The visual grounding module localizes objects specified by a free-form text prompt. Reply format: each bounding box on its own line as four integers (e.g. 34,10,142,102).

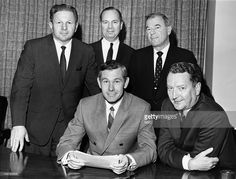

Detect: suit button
119,143,123,146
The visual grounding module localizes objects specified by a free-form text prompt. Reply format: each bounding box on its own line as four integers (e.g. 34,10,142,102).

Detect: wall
206,0,236,127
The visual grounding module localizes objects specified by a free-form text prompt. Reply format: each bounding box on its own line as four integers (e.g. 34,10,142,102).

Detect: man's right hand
188,148,219,171
10,126,29,152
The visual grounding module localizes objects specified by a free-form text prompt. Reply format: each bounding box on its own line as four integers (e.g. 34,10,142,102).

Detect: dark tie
108,106,114,131
106,43,113,62
60,46,66,84
154,51,163,90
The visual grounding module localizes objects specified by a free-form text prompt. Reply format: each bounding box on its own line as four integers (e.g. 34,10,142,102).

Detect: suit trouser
24,112,67,156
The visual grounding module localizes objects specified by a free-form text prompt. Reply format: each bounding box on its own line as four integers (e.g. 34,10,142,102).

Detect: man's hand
110,154,128,174
188,148,219,171
67,151,85,170
10,126,29,152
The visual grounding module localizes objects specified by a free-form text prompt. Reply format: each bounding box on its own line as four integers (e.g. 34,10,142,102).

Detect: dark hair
50,4,78,23
169,62,203,85
99,6,123,22
145,12,170,26
98,61,127,80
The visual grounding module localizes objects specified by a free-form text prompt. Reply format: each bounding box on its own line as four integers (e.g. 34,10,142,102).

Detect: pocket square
76,66,82,71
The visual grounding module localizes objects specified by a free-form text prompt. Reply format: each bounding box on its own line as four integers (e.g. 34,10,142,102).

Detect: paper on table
68,151,120,169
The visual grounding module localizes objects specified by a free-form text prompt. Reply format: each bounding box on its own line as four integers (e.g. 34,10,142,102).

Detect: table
0,146,235,179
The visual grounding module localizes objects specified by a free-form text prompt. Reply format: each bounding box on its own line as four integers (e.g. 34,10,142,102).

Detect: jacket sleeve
10,41,35,126
56,100,86,161
128,104,157,168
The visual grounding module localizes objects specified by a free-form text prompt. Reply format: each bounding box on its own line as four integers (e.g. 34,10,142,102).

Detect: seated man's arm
56,100,86,162
127,104,157,170
158,111,229,170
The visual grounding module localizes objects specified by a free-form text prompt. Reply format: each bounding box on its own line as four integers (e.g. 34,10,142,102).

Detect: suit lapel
46,35,64,89
94,94,109,143
116,43,124,63
96,40,105,65
63,39,82,88
102,93,130,153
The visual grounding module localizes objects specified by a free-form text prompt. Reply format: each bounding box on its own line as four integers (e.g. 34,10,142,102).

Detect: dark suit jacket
90,39,134,69
56,92,157,169
10,34,100,145
128,45,197,111
158,93,236,169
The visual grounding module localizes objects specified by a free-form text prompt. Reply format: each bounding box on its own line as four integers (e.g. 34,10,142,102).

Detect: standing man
128,13,198,111
57,61,157,174
10,4,100,156
158,62,236,170
90,6,134,68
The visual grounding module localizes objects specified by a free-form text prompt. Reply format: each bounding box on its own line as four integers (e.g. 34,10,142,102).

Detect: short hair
168,62,203,85
99,6,123,22
50,4,78,23
98,61,127,80
145,12,170,26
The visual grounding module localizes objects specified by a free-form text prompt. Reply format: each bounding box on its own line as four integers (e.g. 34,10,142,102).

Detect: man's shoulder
169,45,195,56
136,45,152,53
72,38,93,50
80,93,102,104
90,39,101,47
197,94,225,111
119,42,135,52
25,34,52,45
126,92,150,108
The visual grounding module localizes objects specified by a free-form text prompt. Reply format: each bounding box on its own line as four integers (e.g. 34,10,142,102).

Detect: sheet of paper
68,151,120,169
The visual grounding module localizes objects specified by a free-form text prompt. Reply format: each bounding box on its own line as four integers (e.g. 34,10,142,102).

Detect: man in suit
56,61,157,174
10,4,100,156
128,12,198,111
90,7,134,69
158,62,236,170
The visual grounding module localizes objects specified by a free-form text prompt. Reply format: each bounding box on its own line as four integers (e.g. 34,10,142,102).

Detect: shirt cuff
126,154,137,171
182,154,191,170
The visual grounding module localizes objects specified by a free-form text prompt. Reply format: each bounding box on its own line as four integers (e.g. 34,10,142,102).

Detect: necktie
106,43,113,62
108,106,114,131
154,51,163,90
60,46,66,84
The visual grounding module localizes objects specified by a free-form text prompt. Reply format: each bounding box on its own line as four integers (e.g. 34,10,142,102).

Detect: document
68,151,120,169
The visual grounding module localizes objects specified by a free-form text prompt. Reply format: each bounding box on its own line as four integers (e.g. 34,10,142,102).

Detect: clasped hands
66,151,129,174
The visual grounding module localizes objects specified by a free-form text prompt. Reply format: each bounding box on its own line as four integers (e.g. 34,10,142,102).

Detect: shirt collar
102,38,119,46
53,38,72,51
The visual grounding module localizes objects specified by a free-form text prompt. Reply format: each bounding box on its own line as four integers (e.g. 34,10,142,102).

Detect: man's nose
108,83,114,91
62,23,67,30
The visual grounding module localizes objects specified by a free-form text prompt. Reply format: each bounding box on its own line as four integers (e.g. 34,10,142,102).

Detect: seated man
158,62,236,171
56,61,157,174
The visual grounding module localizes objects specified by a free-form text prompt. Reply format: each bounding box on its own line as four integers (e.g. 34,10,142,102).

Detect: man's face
97,68,129,104
49,10,78,45
146,16,171,49
167,72,200,112
101,9,123,42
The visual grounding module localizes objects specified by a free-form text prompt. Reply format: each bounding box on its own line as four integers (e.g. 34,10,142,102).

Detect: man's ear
124,77,129,89
195,82,201,96
48,22,53,31
97,77,101,89
167,25,172,36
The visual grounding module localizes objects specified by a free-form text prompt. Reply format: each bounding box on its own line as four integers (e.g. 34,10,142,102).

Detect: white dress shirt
101,38,120,62
153,43,170,73
53,38,72,70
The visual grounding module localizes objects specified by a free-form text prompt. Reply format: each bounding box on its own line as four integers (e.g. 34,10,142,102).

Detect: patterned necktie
60,46,66,84
106,43,113,62
108,106,114,131
154,51,163,90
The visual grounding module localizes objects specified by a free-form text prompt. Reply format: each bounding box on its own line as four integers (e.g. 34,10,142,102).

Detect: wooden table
0,146,235,179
